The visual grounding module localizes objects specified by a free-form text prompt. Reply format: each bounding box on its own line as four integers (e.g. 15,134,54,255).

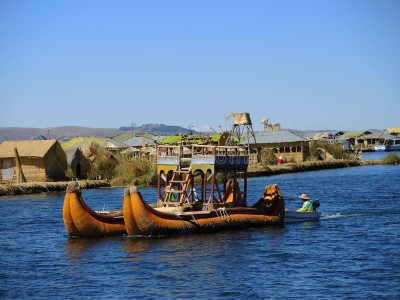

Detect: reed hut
64,147,91,179
0,140,67,182
82,141,115,168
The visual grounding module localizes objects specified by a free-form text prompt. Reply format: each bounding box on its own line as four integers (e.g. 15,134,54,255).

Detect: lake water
1,165,399,299
362,150,400,161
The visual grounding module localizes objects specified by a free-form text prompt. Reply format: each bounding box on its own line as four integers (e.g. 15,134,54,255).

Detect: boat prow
284,210,321,223
63,182,126,238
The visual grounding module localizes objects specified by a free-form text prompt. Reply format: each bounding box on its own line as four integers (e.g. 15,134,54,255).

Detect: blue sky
1,0,399,132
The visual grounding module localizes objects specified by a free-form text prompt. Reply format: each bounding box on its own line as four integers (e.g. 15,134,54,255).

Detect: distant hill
119,123,198,135
0,126,125,142
0,124,198,142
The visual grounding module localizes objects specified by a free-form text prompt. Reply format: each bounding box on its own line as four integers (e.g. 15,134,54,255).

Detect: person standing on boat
165,186,176,202
297,193,314,212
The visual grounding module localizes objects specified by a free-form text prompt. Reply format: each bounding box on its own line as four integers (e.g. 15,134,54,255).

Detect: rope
214,207,231,220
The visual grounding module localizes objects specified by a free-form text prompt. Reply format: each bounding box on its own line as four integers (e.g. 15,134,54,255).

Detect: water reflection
64,236,125,262
123,238,153,260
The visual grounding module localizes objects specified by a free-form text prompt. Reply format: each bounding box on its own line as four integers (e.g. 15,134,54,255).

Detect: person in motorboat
297,193,314,212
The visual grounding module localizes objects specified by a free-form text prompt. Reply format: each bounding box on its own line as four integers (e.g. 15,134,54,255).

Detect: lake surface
1,165,399,299
362,150,400,160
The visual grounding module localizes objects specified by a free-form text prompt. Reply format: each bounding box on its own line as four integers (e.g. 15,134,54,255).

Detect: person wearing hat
297,193,314,212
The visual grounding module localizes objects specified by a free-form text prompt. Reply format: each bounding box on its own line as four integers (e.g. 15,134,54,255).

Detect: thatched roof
0,140,61,158
61,137,106,149
341,131,371,138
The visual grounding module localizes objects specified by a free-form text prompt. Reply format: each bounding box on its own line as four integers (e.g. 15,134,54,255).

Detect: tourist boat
384,137,400,151
63,181,126,237
284,210,321,223
122,145,285,236
63,144,286,237
374,145,385,152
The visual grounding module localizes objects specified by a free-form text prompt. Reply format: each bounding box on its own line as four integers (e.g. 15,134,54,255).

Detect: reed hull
123,187,284,236
63,186,126,238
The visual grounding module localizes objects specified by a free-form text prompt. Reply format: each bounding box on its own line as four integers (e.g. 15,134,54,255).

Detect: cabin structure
124,136,155,149
102,139,129,153
155,144,249,210
356,131,393,151
241,130,310,163
0,140,67,183
339,131,371,146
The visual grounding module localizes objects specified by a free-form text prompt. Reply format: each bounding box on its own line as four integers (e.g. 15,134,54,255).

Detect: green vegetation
382,153,400,165
309,141,350,161
86,153,155,186
111,155,156,186
260,149,278,165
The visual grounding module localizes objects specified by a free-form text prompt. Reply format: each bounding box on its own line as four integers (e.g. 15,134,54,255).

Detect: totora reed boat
63,144,286,238
123,183,284,236
63,182,126,237
123,144,285,236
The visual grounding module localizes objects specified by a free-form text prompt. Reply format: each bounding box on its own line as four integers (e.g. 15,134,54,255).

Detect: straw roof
61,137,106,149
341,131,371,138
0,140,61,158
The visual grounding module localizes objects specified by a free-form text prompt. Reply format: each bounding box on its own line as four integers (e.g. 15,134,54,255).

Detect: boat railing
156,144,249,166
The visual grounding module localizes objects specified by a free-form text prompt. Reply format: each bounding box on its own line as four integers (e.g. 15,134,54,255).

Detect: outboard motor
312,200,320,211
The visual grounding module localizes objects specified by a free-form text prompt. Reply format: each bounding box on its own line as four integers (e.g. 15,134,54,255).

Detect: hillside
119,123,197,135
0,124,196,142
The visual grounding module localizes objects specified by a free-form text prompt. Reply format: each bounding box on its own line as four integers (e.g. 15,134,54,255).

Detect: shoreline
0,160,382,196
0,180,109,197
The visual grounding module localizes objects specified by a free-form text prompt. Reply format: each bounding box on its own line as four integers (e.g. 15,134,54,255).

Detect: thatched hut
82,141,115,167
0,140,67,182
64,147,91,179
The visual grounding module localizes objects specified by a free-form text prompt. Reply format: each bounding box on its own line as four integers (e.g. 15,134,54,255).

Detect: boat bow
63,182,126,237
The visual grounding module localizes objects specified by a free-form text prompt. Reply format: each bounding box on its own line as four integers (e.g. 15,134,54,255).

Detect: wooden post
14,148,26,183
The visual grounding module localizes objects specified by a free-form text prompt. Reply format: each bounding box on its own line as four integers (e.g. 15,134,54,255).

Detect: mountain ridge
0,124,196,142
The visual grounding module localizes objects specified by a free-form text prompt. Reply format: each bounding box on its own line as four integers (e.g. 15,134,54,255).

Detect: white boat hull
374,146,385,152
284,210,321,223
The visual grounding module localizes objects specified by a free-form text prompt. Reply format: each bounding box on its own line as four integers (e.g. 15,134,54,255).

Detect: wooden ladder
165,167,191,205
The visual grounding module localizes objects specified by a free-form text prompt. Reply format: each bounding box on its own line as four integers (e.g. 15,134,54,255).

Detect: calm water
362,150,400,161
1,165,399,299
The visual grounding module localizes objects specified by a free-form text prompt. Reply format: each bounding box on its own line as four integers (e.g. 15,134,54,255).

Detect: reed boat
63,181,126,237
123,183,284,236
122,144,285,236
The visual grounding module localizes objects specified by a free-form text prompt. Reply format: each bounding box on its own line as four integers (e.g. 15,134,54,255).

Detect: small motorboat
284,210,321,223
